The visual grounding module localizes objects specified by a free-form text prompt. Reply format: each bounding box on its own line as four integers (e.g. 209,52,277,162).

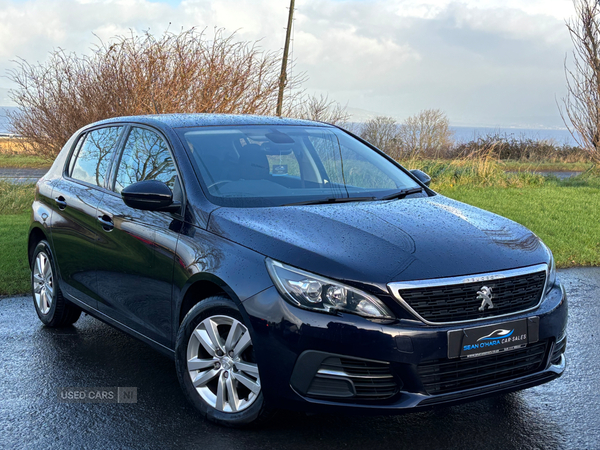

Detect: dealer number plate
448,318,530,359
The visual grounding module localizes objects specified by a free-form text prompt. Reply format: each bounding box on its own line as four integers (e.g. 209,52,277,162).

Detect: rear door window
69,126,124,187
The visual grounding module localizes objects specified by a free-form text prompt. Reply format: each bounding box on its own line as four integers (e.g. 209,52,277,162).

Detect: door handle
55,196,67,210
97,214,114,231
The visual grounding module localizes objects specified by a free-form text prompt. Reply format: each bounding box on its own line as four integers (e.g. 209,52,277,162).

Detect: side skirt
64,290,176,359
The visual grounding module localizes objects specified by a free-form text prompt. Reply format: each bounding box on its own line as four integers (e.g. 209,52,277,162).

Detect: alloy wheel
33,251,54,315
186,315,261,413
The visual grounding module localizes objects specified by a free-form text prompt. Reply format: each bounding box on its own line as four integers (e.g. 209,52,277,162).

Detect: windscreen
176,125,421,207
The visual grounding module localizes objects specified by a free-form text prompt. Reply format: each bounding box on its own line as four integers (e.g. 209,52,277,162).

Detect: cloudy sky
0,0,578,128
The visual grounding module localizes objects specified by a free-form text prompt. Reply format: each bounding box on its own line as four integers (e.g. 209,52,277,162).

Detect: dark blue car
29,114,567,426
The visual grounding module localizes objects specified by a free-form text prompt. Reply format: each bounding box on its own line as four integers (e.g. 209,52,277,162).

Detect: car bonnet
207,195,548,290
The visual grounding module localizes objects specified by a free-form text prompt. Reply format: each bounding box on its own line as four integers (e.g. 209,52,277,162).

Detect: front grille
418,341,548,395
396,270,546,323
307,356,399,400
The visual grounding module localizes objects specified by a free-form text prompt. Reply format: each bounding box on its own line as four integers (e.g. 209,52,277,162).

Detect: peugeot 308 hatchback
29,114,567,426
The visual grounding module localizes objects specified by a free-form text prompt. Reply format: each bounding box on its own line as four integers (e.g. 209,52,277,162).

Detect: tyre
175,296,270,427
31,240,82,327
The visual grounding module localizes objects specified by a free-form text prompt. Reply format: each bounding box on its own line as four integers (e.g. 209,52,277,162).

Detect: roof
91,113,332,129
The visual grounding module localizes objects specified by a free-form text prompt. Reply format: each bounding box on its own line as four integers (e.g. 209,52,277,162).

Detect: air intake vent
418,341,548,395
306,356,399,400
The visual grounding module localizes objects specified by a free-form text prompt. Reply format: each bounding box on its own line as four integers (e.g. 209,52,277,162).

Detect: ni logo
477,286,494,312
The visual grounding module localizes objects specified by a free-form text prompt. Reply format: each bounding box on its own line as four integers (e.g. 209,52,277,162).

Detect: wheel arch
177,274,243,326
28,226,48,267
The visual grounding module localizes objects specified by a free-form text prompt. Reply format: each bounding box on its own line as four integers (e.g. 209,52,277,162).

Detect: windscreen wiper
283,196,376,207
378,187,424,201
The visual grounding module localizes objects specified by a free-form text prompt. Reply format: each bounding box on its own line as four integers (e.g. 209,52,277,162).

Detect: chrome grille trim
387,264,549,325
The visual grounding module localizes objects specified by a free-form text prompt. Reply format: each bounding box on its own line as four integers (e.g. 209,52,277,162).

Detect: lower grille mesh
307,357,399,400
418,341,548,395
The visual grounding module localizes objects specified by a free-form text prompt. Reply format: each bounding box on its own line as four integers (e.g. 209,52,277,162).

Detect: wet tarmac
0,267,599,450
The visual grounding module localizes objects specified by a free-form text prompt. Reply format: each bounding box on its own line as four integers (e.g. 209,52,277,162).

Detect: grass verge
0,181,36,215
403,158,548,190
0,182,35,296
0,213,31,296
0,154,51,169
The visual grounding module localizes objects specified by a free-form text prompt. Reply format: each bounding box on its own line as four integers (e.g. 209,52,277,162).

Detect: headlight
265,258,394,319
545,245,557,294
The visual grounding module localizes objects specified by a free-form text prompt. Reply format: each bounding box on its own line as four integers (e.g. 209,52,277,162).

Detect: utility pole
276,0,295,117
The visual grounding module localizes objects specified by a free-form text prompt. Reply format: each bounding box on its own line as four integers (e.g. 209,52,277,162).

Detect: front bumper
241,281,567,414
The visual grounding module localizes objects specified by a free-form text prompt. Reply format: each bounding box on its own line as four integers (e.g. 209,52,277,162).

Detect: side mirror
121,180,180,212
410,169,431,187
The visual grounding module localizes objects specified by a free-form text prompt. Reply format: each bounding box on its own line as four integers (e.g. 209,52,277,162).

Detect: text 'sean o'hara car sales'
29,114,567,426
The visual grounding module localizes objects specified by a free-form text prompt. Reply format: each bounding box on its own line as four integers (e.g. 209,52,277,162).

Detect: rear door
50,126,124,308
95,126,183,347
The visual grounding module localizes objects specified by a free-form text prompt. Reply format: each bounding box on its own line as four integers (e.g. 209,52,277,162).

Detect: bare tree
561,0,600,165
398,109,454,158
7,28,305,159
289,94,349,125
359,116,402,159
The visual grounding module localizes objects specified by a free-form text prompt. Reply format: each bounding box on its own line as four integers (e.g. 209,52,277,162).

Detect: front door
95,126,182,347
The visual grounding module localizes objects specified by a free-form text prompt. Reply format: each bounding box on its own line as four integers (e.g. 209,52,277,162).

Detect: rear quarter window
69,126,124,187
